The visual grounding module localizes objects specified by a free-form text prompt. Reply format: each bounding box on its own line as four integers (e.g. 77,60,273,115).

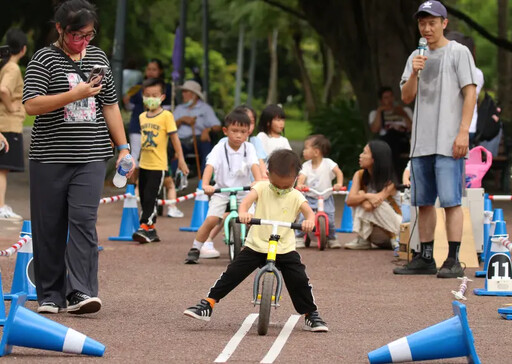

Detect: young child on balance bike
184,149,329,332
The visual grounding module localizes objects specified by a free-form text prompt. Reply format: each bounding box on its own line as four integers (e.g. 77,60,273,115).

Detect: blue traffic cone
368,301,480,363
180,180,209,232
498,306,512,320
474,221,512,296
0,294,104,357
336,180,353,233
476,208,503,278
109,184,139,241
0,271,5,325
4,221,36,301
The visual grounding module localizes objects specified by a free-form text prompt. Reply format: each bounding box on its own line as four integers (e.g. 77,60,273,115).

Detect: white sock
192,240,204,250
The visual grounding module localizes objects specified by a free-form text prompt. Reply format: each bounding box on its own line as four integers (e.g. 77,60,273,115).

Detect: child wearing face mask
132,78,189,244
184,149,329,332
256,104,292,156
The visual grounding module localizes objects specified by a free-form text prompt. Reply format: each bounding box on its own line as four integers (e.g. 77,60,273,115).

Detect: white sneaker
167,205,184,218
344,237,371,250
328,239,342,249
199,241,220,259
295,237,306,249
0,205,22,221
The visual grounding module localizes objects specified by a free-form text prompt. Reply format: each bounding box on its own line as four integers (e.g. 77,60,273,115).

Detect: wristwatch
117,143,131,152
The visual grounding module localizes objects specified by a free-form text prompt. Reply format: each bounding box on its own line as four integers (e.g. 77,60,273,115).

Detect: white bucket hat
177,80,204,101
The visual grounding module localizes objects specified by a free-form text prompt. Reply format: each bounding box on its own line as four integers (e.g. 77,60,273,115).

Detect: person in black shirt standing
22,0,133,314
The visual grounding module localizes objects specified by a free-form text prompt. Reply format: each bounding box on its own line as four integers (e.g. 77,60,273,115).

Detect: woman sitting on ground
344,140,402,250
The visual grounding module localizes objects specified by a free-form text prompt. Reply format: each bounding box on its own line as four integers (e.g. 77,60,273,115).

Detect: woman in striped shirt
23,0,133,315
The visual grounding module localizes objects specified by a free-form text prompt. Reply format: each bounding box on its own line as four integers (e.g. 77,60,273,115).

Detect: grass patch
23,115,36,127
285,118,311,141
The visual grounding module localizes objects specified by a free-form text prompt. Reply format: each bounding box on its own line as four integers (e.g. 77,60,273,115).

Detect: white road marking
214,313,259,363
260,315,300,364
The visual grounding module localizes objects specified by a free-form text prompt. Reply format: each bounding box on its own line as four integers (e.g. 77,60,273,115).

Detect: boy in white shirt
296,135,344,248
184,109,262,263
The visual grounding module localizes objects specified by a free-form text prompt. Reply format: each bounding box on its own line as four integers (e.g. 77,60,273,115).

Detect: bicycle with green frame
212,186,251,261
236,217,313,335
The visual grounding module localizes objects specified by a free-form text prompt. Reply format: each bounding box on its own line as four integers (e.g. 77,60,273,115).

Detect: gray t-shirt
400,41,477,157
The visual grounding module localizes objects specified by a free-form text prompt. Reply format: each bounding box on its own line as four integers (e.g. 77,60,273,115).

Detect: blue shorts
410,155,463,208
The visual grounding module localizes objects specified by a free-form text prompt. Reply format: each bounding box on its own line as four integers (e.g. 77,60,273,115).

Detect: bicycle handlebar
213,186,251,193
236,217,306,231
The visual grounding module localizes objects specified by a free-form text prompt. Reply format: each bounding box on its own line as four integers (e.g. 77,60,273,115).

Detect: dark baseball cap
414,1,448,19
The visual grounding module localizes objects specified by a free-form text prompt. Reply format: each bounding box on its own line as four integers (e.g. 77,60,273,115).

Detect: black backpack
475,92,501,142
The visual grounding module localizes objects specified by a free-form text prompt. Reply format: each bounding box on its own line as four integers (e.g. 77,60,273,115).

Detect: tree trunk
235,24,245,106
247,39,257,106
321,45,335,105
266,28,279,105
291,29,316,116
298,0,420,123
497,0,511,121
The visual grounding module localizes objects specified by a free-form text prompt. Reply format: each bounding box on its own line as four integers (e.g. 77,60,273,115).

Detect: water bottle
0,141,6,156
113,154,133,188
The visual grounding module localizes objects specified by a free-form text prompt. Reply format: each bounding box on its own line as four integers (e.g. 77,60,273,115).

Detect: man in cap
172,80,221,174
394,0,477,278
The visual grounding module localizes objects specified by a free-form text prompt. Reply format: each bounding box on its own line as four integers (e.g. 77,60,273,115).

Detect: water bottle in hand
113,154,134,188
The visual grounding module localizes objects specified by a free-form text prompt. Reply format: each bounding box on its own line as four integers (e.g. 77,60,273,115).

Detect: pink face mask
64,33,90,54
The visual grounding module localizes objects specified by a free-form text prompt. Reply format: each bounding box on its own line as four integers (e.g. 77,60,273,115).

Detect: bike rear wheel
318,216,328,251
258,272,275,335
228,219,242,262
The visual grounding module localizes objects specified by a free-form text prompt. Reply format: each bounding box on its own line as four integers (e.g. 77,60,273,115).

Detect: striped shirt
22,45,117,163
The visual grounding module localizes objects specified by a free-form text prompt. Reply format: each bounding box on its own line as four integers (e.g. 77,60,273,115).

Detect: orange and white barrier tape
492,236,512,253
0,236,31,257
99,193,135,204
157,190,205,206
488,195,512,201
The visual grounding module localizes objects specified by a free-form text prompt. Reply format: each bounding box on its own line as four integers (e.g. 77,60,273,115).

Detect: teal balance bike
213,186,251,261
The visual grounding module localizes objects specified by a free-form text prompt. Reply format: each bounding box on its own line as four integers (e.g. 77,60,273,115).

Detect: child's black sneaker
67,291,102,314
147,229,160,242
184,248,200,264
393,254,437,275
184,299,213,321
303,311,328,332
437,258,465,278
132,228,152,244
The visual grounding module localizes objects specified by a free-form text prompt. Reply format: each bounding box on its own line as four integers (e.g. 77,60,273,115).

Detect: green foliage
284,119,311,141
309,100,368,179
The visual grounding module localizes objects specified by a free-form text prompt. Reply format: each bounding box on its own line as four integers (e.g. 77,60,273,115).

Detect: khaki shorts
206,194,245,218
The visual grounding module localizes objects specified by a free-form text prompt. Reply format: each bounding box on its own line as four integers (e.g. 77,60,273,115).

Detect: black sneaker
67,291,102,314
132,228,152,244
147,229,161,242
184,248,200,264
183,299,213,321
393,254,437,275
303,311,328,332
37,302,66,314
437,258,465,278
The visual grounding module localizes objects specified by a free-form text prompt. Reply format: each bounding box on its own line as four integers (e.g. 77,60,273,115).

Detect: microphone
417,37,428,78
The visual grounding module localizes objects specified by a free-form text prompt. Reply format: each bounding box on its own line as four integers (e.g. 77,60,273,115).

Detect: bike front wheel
258,272,275,335
318,216,328,251
228,219,242,262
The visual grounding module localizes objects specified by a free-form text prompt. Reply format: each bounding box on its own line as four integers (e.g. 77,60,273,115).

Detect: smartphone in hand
87,65,108,87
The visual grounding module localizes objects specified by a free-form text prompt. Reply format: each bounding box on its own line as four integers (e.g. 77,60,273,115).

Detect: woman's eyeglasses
68,30,96,42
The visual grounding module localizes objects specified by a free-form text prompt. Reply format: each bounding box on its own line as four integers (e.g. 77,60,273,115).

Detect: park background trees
2,0,512,174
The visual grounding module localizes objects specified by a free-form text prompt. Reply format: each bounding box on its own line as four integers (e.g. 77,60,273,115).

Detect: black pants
207,247,318,314
30,160,106,306
139,168,165,226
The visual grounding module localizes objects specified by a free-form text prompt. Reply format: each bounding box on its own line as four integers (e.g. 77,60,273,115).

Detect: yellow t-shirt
0,62,25,133
139,110,177,170
244,181,307,254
